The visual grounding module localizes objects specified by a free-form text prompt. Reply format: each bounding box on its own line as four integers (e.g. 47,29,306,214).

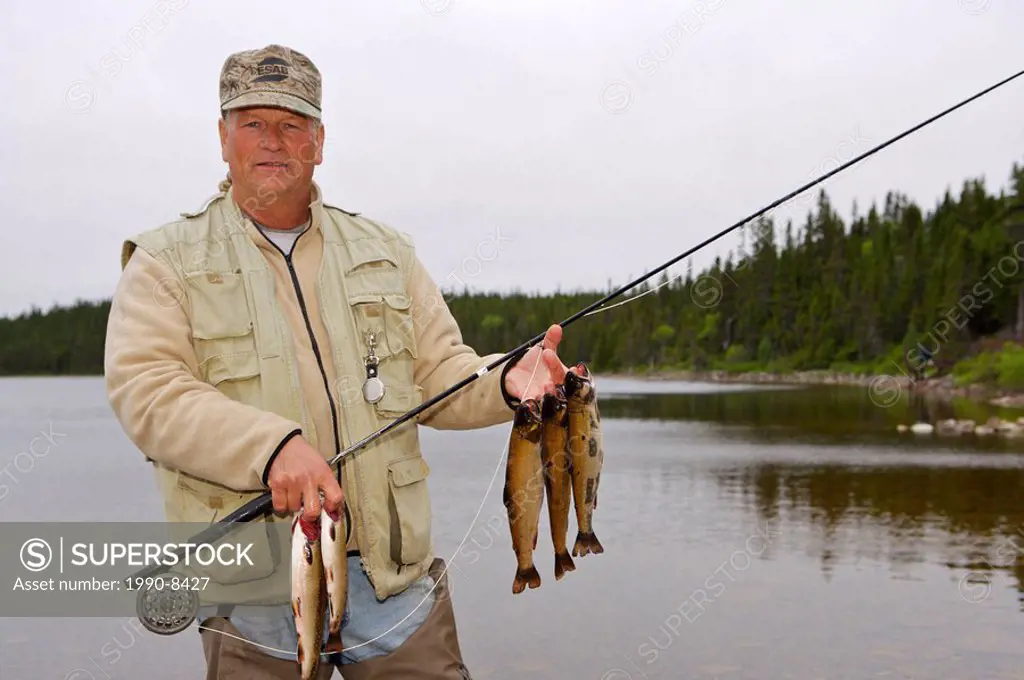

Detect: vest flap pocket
374,382,423,419
171,472,281,586
388,455,430,487
387,455,432,565
199,350,260,386
344,268,407,301
382,293,411,310
349,293,418,359
348,292,411,309
185,270,254,340
344,238,401,273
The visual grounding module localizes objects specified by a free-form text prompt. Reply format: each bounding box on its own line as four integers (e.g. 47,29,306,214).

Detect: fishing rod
126,66,1024,586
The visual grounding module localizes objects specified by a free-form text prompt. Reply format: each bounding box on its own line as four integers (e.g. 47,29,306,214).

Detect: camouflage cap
219,44,322,120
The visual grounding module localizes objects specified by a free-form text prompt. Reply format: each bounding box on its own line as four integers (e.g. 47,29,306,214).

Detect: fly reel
135,572,200,636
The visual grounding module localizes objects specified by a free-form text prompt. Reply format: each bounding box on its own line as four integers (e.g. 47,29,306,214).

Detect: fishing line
196,347,549,660
184,58,1024,657
313,66,1024,471
582,273,680,317
581,67,1024,320
126,64,1024,611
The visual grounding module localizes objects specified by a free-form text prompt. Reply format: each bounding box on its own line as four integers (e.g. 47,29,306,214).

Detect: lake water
0,376,1022,679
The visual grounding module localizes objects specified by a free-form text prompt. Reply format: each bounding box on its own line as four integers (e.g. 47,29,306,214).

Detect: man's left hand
503,324,569,404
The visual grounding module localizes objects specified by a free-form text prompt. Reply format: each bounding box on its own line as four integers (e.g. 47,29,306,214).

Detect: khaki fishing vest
121,186,434,605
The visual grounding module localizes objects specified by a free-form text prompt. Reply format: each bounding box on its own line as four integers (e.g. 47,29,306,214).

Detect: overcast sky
2,0,1023,319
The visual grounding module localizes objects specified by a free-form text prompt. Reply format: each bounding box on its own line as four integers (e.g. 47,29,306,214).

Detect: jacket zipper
257,229,343,479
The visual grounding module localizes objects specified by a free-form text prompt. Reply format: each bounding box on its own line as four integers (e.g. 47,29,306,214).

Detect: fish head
541,385,567,422
514,398,544,434
563,363,594,401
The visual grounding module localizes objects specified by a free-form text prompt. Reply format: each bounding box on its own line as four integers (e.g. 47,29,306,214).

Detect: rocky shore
897,416,1024,438
604,369,1024,409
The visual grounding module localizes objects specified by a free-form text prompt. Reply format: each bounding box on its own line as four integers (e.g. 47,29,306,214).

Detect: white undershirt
255,218,310,256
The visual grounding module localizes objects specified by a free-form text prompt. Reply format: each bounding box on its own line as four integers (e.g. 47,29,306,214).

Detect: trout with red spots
291,513,325,679
320,502,347,655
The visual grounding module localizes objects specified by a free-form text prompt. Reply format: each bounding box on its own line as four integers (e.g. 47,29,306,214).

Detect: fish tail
572,531,604,557
554,550,576,580
324,631,344,655
327,608,342,637
513,564,541,594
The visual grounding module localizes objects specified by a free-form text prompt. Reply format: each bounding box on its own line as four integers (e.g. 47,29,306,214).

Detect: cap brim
221,91,320,120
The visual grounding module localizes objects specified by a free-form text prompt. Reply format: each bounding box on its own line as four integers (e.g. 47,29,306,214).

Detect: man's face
218,107,324,201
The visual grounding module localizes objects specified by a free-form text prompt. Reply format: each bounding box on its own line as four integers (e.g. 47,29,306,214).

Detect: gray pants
199,559,472,679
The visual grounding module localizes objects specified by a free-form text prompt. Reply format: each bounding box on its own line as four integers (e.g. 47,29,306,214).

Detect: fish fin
513,565,541,594
554,551,576,580
572,531,604,557
572,532,586,557
502,461,513,512
324,631,344,655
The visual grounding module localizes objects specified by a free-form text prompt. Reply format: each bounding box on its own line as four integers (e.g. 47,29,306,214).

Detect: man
104,43,568,679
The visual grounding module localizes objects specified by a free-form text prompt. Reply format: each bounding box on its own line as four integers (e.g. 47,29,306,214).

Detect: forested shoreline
3,160,1024,387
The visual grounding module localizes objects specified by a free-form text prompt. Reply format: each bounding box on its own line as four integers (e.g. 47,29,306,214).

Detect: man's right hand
266,436,344,521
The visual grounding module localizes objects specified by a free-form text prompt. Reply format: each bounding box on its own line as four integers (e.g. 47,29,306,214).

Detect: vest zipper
256,229,343,476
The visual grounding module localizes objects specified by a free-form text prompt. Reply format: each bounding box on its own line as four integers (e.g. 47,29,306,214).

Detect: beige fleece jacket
104,189,515,551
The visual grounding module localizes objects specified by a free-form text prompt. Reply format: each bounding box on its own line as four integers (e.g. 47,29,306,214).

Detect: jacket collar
225,180,325,246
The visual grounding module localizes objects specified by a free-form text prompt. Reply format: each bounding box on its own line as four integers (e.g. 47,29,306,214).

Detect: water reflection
598,379,1024,450
598,382,1024,610
714,463,1024,603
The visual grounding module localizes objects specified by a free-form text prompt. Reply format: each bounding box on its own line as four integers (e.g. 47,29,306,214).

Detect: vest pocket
186,271,252,338
380,293,417,359
199,351,260,384
183,270,262,403
373,382,424,420
386,455,432,565
197,350,263,408
186,270,259,367
169,472,283,587
348,292,418,360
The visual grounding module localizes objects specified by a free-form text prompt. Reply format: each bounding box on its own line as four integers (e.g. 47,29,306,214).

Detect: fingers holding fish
267,435,343,518
541,323,563,352
302,479,322,522
542,348,568,385
320,473,345,519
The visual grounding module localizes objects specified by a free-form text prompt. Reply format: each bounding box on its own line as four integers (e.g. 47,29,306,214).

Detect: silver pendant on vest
363,330,386,404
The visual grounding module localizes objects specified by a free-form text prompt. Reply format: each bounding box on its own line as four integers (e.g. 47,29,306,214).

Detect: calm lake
0,376,1022,679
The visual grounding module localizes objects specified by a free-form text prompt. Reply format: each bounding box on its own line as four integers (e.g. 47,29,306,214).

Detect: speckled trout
540,385,576,580
321,502,347,655
565,362,605,557
504,397,545,594
291,513,325,679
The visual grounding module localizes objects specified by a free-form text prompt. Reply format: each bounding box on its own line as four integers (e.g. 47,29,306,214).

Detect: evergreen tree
2,159,1024,377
